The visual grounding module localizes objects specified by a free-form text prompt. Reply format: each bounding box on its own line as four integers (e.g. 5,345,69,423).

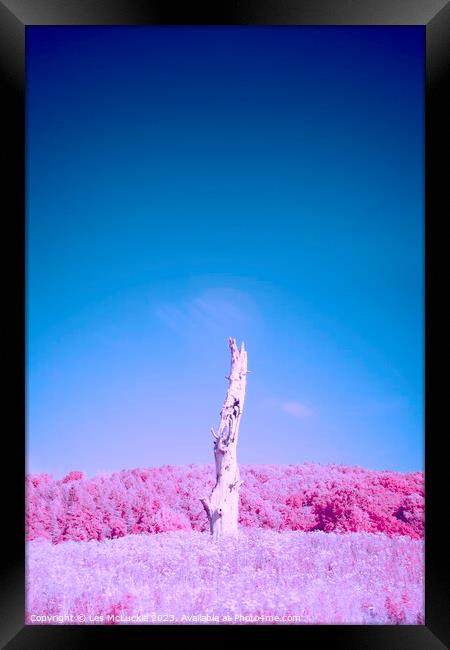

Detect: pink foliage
26,464,424,544
62,470,84,483
26,529,424,625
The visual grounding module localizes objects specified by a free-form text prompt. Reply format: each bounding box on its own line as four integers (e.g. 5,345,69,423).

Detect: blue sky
26,26,424,477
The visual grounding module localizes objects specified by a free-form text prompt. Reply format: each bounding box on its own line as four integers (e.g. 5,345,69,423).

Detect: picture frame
1,1,448,647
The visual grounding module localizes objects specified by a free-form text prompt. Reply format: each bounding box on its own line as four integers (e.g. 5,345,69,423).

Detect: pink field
25,463,424,625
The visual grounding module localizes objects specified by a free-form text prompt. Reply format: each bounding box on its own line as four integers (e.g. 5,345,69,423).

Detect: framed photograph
1,1,448,648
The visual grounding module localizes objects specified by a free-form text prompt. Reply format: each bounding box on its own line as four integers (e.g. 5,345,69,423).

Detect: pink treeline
26,463,424,544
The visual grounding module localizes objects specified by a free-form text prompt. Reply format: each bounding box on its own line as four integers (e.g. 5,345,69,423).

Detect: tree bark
201,337,248,540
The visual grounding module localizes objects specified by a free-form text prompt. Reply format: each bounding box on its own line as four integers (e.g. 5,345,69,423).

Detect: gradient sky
26,26,424,478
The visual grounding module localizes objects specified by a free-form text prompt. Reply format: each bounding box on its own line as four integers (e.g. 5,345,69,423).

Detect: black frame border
1,1,449,648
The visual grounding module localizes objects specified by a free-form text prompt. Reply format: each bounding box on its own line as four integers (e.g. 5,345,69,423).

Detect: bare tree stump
201,337,248,540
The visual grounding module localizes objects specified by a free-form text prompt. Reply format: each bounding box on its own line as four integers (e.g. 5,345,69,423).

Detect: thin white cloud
280,401,313,419
153,288,254,333
154,304,186,331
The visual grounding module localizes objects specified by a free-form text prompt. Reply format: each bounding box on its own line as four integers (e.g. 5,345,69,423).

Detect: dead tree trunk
201,337,248,540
